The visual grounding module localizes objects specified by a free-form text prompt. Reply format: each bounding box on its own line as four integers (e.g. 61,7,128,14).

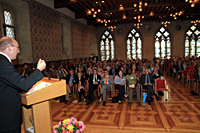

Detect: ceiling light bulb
101,21,103,23
101,1,104,3
139,8,142,11
139,1,142,5
134,17,136,19
93,14,96,17
98,9,101,12
140,23,142,26
87,10,92,15
185,0,188,2
142,16,144,18
189,0,192,3
94,11,97,14
91,8,94,11
191,3,195,7
108,20,111,22
108,27,110,29
144,2,148,6
138,20,141,22
110,12,112,14
134,4,137,7
114,26,116,28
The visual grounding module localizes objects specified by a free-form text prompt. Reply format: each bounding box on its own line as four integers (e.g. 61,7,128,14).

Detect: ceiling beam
75,2,199,19
87,12,200,25
54,0,89,9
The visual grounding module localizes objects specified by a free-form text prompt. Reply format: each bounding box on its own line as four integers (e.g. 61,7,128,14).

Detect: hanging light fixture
144,2,148,6
134,4,137,7
119,4,124,10
98,9,101,12
122,14,127,19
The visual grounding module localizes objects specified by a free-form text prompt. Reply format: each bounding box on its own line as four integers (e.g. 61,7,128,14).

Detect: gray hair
0,37,14,51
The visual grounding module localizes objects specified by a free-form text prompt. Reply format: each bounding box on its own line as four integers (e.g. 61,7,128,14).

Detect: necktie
105,78,107,84
95,75,97,81
147,75,149,84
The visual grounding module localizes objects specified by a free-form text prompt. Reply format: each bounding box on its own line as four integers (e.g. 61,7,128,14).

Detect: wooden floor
22,74,200,133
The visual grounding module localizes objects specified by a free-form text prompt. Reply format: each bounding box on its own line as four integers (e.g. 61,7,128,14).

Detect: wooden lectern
21,77,66,133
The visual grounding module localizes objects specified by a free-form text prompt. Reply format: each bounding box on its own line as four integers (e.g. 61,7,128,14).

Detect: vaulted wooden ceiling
54,0,200,27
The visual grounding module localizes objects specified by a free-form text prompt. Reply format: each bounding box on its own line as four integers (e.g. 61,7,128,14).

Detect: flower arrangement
53,117,86,133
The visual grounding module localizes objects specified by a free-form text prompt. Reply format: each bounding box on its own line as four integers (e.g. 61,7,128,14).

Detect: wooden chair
139,83,148,102
113,84,127,97
182,70,189,84
98,84,114,99
155,79,169,100
187,72,196,91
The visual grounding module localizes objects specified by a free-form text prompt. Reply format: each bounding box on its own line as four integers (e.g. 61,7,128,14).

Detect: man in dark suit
86,68,101,105
65,69,78,103
140,68,159,105
0,37,46,133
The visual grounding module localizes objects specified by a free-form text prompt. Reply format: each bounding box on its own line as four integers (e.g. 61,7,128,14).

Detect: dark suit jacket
0,54,44,132
140,73,155,86
194,71,200,81
66,74,78,85
89,74,101,85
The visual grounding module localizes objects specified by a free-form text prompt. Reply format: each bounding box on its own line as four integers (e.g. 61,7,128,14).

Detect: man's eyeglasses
11,45,20,51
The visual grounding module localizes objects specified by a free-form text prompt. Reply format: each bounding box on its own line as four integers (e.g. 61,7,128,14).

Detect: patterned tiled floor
50,75,200,132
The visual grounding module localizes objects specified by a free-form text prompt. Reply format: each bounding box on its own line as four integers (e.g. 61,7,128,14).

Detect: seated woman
185,61,194,71
114,70,127,104
77,72,86,102
153,67,160,79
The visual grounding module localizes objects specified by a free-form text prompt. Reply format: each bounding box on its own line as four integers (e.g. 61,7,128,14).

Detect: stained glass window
3,11,15,39
155,27,171,59
185,25,200,57
127,28,142,59
100,30,114,61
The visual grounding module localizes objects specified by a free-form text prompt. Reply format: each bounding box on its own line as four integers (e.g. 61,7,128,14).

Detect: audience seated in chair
114,70,127,104
98,69,114,106
65,69,78,104
86,69,101,105
140,68,159,105
126,69,141,106
77,72,86,102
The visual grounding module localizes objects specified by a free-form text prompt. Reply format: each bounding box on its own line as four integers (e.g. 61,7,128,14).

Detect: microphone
27,58,51,80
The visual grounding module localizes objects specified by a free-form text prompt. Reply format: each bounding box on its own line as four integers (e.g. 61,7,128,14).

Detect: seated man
140,68,159,105
194,66,200,86
20,63,31,78
126,69,141,106
98,69,114,106
65,69,78,103
86,69,101,105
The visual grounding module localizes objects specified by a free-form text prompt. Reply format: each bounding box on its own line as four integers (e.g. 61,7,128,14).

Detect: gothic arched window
100,30,114,61
127,29,142,59
185,25,200,57
155,27,171,59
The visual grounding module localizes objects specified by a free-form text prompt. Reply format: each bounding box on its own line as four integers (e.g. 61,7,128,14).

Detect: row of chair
71,77,169,102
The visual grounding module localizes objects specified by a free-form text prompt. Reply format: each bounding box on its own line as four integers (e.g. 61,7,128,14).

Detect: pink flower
70,117,77,124
76,130,80,133
53,129,57,133
59,121,63,125
63,124,67,128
